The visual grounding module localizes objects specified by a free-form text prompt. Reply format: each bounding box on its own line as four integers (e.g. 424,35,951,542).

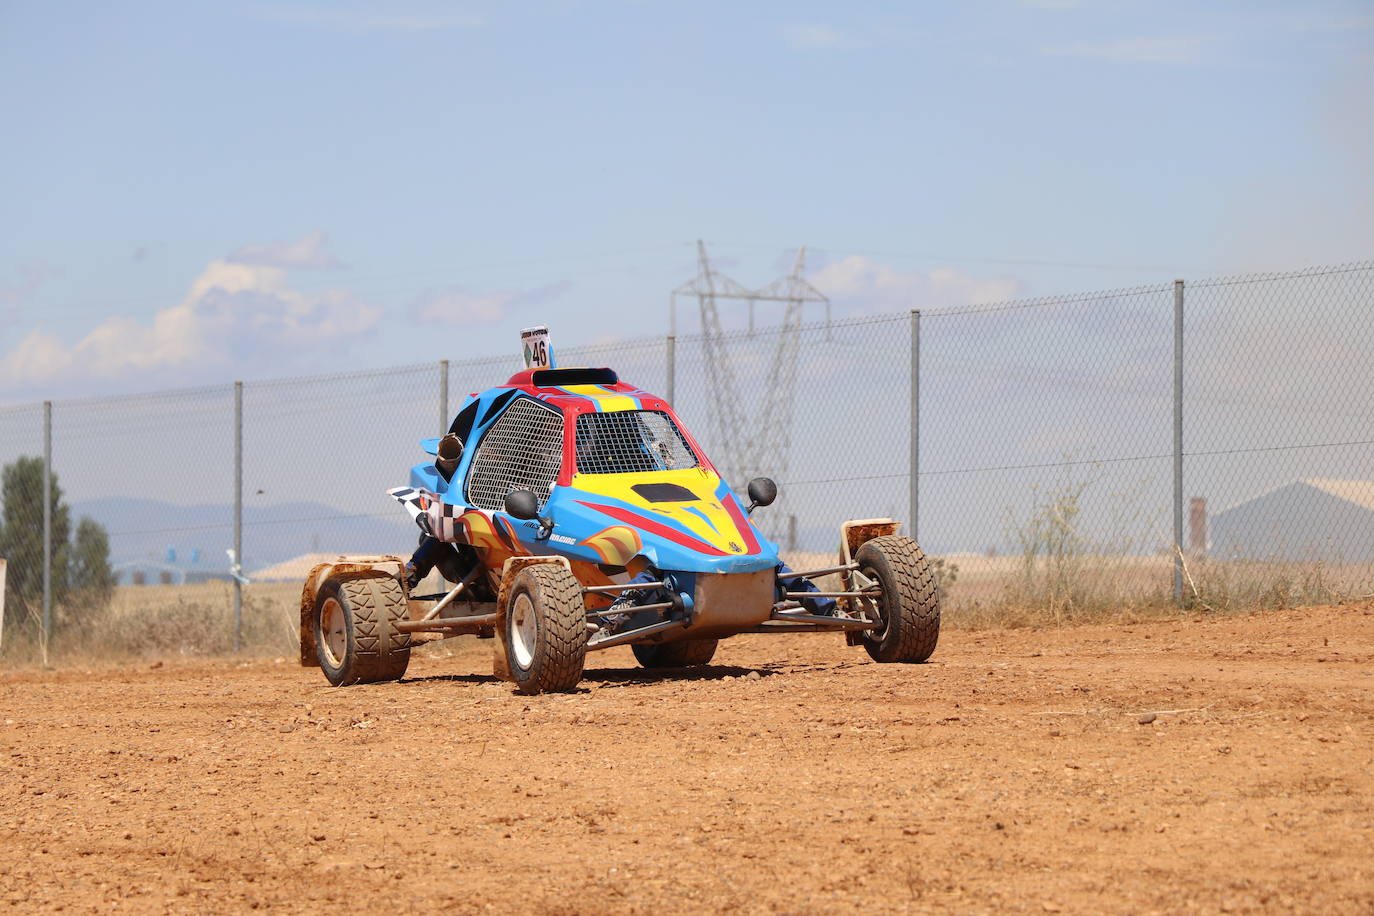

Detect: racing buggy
300,328,940,694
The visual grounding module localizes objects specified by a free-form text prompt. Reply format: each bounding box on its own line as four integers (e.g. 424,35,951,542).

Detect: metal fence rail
1,260,1371,657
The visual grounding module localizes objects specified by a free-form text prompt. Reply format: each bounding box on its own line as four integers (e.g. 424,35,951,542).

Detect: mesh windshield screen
575,410,699,475
465,397,564,511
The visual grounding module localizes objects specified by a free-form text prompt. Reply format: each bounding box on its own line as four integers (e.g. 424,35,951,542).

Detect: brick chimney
1189,497,1207,555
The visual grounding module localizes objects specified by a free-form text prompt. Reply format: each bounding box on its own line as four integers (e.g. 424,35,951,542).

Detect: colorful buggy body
301,347,940,694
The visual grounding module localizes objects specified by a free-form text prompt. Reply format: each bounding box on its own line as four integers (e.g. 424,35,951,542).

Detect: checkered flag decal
427,501,466,542
387,486,431,520
387,487,467,543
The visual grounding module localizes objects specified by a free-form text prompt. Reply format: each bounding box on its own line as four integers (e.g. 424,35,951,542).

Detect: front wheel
314,575,411,686
855,535,940,663
504,564,588,695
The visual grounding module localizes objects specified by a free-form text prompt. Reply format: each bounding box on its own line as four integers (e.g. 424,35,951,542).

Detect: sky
1,0,1372,402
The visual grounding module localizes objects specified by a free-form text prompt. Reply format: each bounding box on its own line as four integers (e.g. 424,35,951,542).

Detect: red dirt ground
2,603,1372,914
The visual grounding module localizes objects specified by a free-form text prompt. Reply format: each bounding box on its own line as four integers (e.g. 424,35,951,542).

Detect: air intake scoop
631,483,700,503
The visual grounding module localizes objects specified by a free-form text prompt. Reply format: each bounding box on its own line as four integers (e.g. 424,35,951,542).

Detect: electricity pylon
671,241,829,536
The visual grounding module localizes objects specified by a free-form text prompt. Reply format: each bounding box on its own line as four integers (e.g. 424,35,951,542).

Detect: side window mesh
465,398,564,511
575,410,699,475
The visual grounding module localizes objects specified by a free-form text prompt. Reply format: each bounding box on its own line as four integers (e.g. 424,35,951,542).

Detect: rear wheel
632,638,719,668
855,535,940,663
504,564,587,695
314,575,411,686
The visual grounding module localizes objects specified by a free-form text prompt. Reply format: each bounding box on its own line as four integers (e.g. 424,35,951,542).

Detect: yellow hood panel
567,468,754,555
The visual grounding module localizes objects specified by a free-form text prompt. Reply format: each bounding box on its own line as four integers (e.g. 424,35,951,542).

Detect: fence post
1173,280,1185,605
233,381,243,651
909,310,920,542
666,335,676,405
42,400,52,659
439,359,449,434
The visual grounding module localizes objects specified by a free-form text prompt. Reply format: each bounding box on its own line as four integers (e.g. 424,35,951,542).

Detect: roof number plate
521,326,554,370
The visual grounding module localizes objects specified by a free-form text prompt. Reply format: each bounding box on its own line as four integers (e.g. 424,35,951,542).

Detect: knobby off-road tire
314,575,411,686
631,639,719,668
505,564,588,695
856,535,940,663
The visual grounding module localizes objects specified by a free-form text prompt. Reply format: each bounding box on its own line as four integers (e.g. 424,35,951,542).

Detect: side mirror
504,489,555,540
746,477,777,515
504,489,540,520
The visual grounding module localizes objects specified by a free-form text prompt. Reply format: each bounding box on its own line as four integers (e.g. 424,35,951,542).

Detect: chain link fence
1182,265,1374,610
2,261,1371,660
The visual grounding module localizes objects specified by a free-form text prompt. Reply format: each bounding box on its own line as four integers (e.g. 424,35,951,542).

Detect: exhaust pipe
435,433,463,481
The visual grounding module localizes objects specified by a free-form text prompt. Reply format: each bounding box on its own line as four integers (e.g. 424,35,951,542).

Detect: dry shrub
942,553,1372,632
0,581,301,665
1185,557,1373,614
5,523,1369,666
78,593,296,658
0,578,492,667
937,469,1172,628
936,465,1372,630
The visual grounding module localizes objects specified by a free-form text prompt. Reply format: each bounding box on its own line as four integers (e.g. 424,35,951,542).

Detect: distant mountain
72,497,417,574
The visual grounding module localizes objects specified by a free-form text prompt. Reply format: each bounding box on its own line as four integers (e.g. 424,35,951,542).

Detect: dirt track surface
2,605,1372,914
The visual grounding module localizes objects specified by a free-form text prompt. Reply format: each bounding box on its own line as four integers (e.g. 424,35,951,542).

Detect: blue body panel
406,390,780,578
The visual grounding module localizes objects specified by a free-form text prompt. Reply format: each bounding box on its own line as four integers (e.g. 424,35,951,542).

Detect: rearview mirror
746,477,777,514
504,489,540,520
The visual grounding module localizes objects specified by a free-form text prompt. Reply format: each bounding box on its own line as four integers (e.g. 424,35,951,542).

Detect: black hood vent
631,483,699,503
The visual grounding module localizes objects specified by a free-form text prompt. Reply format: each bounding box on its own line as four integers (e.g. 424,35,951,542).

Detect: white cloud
254,6,483,32
411,282,569,326
1,258,380,390
413,288,515,325
1043,35,1206,65
808,256,1021,313
227,230,343,270
780,23,867,51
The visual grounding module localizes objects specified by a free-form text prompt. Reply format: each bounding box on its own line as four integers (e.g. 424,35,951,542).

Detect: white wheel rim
510,593,538,669
321,596,347,666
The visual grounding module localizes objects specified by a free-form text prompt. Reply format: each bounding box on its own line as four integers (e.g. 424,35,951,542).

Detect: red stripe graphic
721,493,761,554
576,501,729,557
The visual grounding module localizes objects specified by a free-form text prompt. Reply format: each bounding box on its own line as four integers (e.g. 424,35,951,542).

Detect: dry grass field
3,551,1368,666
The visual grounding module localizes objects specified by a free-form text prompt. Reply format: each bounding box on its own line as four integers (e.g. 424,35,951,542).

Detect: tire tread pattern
509,564,587,695
858,535,940,663
340,575,411,684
